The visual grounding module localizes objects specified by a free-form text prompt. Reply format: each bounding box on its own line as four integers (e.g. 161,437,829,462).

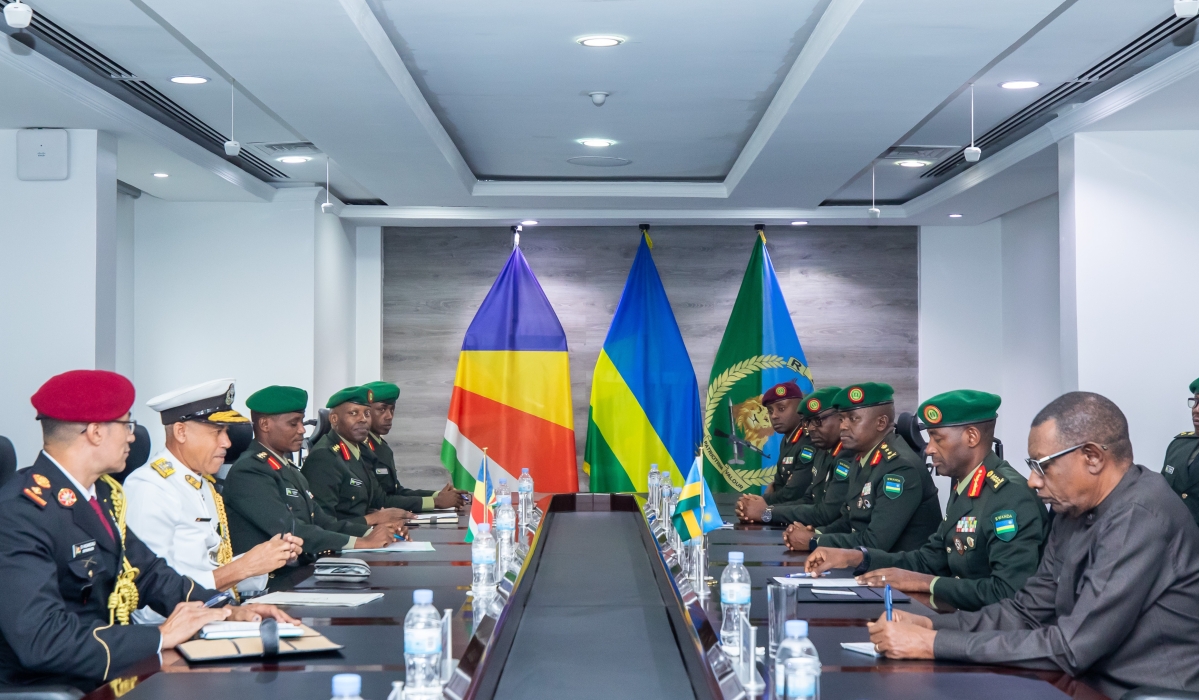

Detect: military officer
361,381,465,512
1162,376,1199,525
784,382,941,553
224,386,405,561
754,386,853,527
805,390,1047,611
124,379,302,618
869,392,1199,699
0,370,294,688
301,386,410,526
736,383,831,522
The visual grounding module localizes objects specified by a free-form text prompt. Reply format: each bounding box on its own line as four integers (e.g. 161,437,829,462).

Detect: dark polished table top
77,492,1107,700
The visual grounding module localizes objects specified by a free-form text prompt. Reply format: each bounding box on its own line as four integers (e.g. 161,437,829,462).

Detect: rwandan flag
702,227,813,493
441,246,578,497
585,228,701,493
672,457,722,542
466,451,497,542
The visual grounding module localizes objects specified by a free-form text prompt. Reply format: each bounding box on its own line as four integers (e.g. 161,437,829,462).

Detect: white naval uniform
124,448,267,623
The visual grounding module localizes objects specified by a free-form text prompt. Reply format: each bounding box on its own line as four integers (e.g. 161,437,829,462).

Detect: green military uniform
225,441,368,559
1163,431,1199,525
764,426,818,505
304,430,390,521
362,432,436,512
772,441,853,526
867,453,1046,611
811,383,941,553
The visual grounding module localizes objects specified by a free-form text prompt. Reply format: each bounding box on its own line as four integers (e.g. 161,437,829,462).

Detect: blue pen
786,571,831,578
884,584,893,621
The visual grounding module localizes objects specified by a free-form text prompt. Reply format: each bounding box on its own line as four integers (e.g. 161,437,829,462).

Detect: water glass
767,581,799,656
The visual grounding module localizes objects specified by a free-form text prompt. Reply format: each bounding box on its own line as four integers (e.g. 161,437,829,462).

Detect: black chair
225,422,253,465
895,412,927,455
305,408,331,451
0,436,17,488
1122,688,1199,700
0,686,83,699
109,423,152,484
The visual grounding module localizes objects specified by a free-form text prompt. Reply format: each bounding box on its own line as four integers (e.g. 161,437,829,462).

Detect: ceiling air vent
882,146,958,161
250,141,321,156
341,198,388,206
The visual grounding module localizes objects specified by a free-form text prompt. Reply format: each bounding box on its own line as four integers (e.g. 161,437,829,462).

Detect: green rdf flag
702,229,813,493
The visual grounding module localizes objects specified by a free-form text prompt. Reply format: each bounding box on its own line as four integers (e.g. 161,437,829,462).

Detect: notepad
343,541,435,553
247,592,384,607
773,577,862,587
841,642,881,657
200,621,305,639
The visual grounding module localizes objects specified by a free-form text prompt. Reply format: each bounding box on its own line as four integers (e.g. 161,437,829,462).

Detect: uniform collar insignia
32,473,51,489
966,464,987,498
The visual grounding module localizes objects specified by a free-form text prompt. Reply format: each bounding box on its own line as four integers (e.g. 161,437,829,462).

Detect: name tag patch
799,447,814,463
376,468,389,475
956,516,977,533
883,474,904,499
72,540,96,558
349,478,364,487
285,487,300,497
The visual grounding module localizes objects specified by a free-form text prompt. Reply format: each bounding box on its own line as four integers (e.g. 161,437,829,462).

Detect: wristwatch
761,507,773,523
852,546,872,576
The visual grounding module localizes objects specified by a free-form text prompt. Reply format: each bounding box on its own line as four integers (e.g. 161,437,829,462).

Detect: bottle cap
728,551,744,564
332,673,361,697
413,589,433,605
673,487,682,495
785,620,808,638
499,478,507,485
477,523,491,533
521,468,529,474
650,463,658,471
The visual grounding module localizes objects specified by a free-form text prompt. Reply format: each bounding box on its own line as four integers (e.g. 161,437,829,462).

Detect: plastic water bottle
517,468,534,529
331,673,363,700
720,551,751,655
647,464,660,512
668,486,683,552
495,480,516,569
404,589,443,696
773,620,820,700
657,470,671,515
471,522,497,601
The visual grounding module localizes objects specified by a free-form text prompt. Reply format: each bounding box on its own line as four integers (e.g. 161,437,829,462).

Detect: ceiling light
579,138,615,148
152,172,169,178
577,36,623,47
791,221,809,226
170,76,209,85
1000,80,1039,90
276,156,312,164
894,160,929,168
521,220,539,226
949,214,963,218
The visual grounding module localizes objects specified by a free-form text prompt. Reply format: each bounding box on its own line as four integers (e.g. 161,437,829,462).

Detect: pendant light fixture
868,166,881,218
224,82,241,157
321,158,334,213
964,84,981,163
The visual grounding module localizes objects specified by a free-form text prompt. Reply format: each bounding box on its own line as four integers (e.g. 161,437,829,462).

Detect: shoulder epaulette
1177,431,1197,439
252,450,268,463
986,470,1006,491
879,442,899,462
22,485,48,508
150,458,175,479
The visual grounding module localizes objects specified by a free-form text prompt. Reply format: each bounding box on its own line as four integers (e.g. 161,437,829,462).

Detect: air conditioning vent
882,146,958,161
341,198,388,206
250,141,321,155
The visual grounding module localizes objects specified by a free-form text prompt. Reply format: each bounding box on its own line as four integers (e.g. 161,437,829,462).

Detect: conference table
79,492,1107,700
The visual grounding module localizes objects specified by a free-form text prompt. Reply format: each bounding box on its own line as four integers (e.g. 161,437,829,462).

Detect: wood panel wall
381,225,917,490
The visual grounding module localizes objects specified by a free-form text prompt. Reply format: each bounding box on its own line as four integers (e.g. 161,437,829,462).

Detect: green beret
326,385,372,409
800,386,841,417
919,390,1000,428
246,385,308,415
1190,377,1199,394
363,381,400,404
832,382,893,410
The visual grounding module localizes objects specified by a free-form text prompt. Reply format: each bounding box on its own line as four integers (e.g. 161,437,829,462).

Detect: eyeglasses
1189,397,1198,409
80,419,138,435
1025,442,1104,476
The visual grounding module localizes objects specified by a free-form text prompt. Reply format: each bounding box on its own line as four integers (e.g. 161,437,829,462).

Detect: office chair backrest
225,422,253,464
110,423,152,485
894,412,928,456
0,436,17,488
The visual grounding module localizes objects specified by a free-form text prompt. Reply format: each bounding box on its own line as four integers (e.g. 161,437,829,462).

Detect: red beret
762,380,804,406
31,370,135,422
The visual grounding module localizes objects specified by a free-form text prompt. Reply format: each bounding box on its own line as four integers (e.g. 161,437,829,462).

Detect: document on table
200,621,305,639
343,540,435,553
841,642,881,657
810,588,858,596
773,577,862,587
408,512,459,525
247,592,384,607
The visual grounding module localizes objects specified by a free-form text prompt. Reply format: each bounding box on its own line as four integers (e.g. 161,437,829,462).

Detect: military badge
986,471,1006,490
833,462,849,481
883,474,904,500
33,474,51,489
57,488,77,507
367,389,374,402
1166,465,1176,474
992,511,1018,541
848,386,864,404
349,478,364,487
23,488,47,508
185,475,202,490
956,516,977,533
224,384,235,406
966,536,975,549
953,537,965,555
799,447,814,463
966,467,987,498
285,487,300,497
922,404,942,424
806,397,821,413
266,455,283,471
336,442,351,460
861,482,872,497
782,456,794,465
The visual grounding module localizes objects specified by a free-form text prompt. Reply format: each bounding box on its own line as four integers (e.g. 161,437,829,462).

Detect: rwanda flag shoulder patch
833,462,850,481
992,510,1018,541
799,446,815,463
882,474,904,499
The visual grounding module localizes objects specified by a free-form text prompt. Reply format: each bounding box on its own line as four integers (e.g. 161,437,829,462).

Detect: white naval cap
146,378,248,425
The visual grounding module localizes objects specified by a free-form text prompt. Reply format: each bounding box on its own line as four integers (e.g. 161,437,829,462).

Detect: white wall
0,129,116,461
313,204,357,405
131,189,319,439
354,226,382,385
1061,131,1199,469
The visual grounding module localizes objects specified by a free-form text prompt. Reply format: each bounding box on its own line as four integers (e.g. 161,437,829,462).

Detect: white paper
247,592,384,607
200,621,304,639
773,576,863,587
810,588,858,596
841,642,881,657
344,540,435,553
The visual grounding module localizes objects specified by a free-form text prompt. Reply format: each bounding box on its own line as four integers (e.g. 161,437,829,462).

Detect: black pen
203,590,234,608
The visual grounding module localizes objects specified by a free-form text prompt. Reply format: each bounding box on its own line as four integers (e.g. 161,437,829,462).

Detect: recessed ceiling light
791,221,809,226
521,220,539,226
1000,80,1039,90
577,36,623,47
894,160,929,168
276,156,312,164
170,76,209,85
949,214,963,218
152,172,169,178
578,138,615,148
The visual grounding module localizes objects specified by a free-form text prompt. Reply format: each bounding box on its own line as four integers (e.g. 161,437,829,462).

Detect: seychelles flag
702,227,813,493
672,457,723,542
466,451,498,542
440,246,578,497
585,228,701,493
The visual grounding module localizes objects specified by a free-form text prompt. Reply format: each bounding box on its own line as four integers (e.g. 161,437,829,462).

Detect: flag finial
639,223,653,249
512,225,522,249
755,223,766,244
